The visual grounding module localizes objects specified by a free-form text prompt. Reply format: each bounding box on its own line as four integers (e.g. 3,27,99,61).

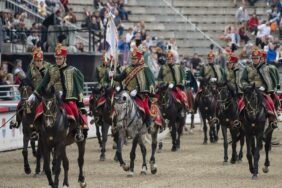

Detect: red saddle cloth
134,96,163,126
172,87,188,106
238,94,275,115
34,101,88,129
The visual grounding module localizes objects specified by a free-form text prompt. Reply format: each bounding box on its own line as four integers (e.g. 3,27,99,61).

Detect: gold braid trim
124,65,145,87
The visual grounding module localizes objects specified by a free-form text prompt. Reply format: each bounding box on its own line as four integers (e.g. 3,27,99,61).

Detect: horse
196,77,219,144
184,87,195,133
36,88,87,188
113,90,159,176
89,84,113,161
240,84,272,180
157,83,186,151
216,82,244,164
10,84,42,175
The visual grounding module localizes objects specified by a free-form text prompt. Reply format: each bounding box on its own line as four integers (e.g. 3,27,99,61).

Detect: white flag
106,17,118,62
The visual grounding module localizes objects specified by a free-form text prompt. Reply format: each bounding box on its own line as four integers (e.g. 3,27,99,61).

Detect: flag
106,17,118,62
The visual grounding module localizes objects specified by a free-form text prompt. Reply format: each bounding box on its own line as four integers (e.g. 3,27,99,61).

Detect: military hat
32,47,43,61
55,43,67,58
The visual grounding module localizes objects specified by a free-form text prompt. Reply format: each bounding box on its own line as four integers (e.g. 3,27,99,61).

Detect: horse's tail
157,127,170,142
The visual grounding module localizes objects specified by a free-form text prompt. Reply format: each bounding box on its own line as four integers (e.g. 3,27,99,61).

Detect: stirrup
30,132,39,141
269,121,278,129
9,120,18,129
212,117,219,124
233,120,241,128
75,132,85,142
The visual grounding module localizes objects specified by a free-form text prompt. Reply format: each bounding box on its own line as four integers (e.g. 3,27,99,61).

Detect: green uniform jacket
267,64,280,91
226,64,242,94
239,63,275,92
36,64,84,102
199,63,226,83
185,68,198,92
26,61,51,89
114,64,155,93
158,64,185,87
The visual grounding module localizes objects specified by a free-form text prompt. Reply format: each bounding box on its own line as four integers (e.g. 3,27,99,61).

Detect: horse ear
252,82,255,89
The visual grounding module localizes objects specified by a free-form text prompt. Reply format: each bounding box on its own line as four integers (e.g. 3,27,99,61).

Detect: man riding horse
157,50,190,114
28,43,86,142
239,48,278,130
112,47,156,132
10,47,51,129
194,51,225,112
226,54,242,97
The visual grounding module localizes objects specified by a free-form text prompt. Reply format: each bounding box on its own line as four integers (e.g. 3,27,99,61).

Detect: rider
194,51,225,112
158,50,190,114
28,42,86,142
10,46,50,129
226,54,242,97
239,48,278,130
112,47,156,131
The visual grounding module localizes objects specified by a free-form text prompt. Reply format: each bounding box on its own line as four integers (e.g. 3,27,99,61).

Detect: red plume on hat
228,55,238,63
131,47,143,60
55,43,67,58
32,47,43,61
207,51,215,59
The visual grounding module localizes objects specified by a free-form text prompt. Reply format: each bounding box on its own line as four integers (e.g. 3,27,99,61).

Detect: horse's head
114,90,132,126
216,82,232,112
19,84,34,115
42,87,59,127
242,83,263,120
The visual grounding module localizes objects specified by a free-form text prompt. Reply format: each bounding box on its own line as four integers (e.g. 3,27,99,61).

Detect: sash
124,65,145,87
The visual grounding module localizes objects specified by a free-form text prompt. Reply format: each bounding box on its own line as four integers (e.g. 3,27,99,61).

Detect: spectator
266,42,278,65
117,0,128,21
215,48,226,69
239,23,250,44
248,0,258,6
248,13,259,35
63,8,77,23
60,0,69,13
235,6,249,25
277,0,282,14
5,73,14,85
190,53,201,71
38,1,47,17
26,30,40,52
125,27,133,46
67,42,84,53
267,5,280,23
276,45,282,64
114,10,124,36
256,21,272,48
140,21,147,41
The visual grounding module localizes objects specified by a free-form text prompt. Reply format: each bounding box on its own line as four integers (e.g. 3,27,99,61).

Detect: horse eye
122,96,127,101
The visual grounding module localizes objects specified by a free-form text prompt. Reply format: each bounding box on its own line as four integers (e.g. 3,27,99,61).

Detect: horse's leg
150,126,158,174
30,140,37,157
238,128,245,161
43,147,53,187
177,118,185,149
263,130,273,174
62,147,69,188
35,136,42,175
190,113,195,130
246,135,254,176
22,133,31,174
230,128,238,164
76,137,87,188
95,122,102,149
221,124,228,163
100,122,110,161
252,134,261,180
128,136,139,177
203,118,208,144
215,123,220,142
139,135,147,175
53,145,63,188
170,121,177,151
113,131,119,162
116,129,128,171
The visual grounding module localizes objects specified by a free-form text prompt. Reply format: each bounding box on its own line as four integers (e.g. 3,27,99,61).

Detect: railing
0,82,97,101
5,0,90,50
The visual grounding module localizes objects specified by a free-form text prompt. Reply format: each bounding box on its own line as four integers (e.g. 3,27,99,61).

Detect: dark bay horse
216,83,244,164
10,85,41,175
240,84,272,180
89,84,113,161
36,88,87,188
157,84,186,151
196,78,218,144
113,90,159,176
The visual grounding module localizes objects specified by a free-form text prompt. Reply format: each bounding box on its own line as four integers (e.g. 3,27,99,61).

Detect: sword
0,106,24,129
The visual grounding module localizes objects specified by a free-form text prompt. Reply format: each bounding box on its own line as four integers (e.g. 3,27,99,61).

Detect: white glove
28,93,36,104
211,77,217,82
58,91,63,98
168,83,174,89
108,71,114,77
259,86,265,91
115,86,121,92
130,89,137,97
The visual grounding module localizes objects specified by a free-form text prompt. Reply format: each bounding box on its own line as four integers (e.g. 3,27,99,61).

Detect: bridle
42,97,57,127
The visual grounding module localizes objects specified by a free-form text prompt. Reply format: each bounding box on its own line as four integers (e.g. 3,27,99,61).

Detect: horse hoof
140,166,147,175
157,149,162,153
230,159,236,164
79,181,87,188
122,164,130,172
151,167,157,175
140,170,146,175
32,151,37,158
262,166,269,173
112,144,117,150
63,185,69,188
100,154,105,161
223,161,228,165
24,166,31,175
203,141,208,145
127,171,134,177
171,146,177,152
252,175,258,180
114,155,119,162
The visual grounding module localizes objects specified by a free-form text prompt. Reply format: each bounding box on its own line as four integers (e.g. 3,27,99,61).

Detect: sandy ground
0,125,282,188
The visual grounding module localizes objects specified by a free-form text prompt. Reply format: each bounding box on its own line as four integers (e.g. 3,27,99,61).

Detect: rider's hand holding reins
28,93,36,104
